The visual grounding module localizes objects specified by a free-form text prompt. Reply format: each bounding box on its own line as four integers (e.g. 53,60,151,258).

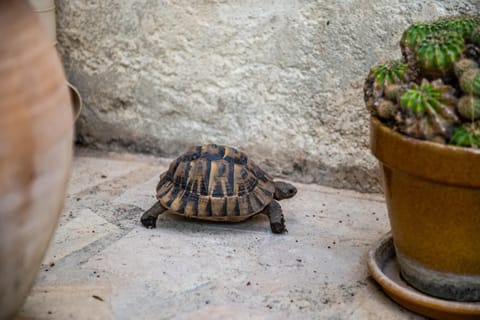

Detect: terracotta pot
0,1,73,319
28,0,56,45
370,116,480,301
28,0,83,121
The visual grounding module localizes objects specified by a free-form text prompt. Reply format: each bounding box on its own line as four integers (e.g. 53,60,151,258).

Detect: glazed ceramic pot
370,116,480,302
0,1,73,319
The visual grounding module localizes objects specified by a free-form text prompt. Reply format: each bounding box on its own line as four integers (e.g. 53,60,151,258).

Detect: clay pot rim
370,116,480,187
67,82,81,122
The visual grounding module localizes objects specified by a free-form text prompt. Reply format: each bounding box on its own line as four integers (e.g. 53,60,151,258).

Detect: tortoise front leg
262,200,287,234
141,201,167,228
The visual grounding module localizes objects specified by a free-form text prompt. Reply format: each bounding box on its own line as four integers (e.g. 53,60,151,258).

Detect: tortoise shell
156,144,276,221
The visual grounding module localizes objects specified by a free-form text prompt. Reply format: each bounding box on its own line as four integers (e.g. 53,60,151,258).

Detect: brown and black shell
156,144,276,221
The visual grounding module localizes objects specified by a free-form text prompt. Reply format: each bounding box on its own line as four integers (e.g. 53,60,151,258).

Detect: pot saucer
367,232,480,320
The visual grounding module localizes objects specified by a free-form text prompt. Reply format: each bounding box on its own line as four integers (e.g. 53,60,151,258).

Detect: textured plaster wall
57,1,479,192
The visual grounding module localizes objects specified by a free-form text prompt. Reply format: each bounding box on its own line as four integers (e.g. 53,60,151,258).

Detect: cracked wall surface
56,0,480,192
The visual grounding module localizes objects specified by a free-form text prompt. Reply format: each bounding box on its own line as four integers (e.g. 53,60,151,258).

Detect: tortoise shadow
151,211,272,235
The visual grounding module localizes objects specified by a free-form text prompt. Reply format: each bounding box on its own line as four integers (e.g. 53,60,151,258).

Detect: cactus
471,25,480,46
454,58,478,78
384,84,403,102
364,60,410,115
460,67,480,95
400,80,457,115
457,95,480,120
397,79,459,140
368,61,410,90
414,31,464,79
400,23,439,58
377,99,397,120
450,122,480,148
432,16,480,41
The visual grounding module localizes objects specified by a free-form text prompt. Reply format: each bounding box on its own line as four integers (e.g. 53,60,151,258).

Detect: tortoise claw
141,215,157,228
271,222,286,234
141,201,166,228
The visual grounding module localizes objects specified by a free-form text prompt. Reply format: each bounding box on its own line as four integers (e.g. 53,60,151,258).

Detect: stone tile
171,304,281,320
43,209,121,264
67,157,146,195
17,283,112,320
112,175,160,210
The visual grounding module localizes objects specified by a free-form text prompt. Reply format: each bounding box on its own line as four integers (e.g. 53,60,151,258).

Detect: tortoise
141,144,297,233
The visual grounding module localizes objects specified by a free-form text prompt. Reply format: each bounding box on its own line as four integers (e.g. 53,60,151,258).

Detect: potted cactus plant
365,16,480,304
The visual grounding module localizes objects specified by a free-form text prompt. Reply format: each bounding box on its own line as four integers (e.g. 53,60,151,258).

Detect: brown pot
0,1,74,319
28,0,83,121
370,116,480,301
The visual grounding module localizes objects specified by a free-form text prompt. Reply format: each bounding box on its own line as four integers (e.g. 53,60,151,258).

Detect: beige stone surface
20,149,426,319
43,209,121,264
56,1,480,192
17,284,112,320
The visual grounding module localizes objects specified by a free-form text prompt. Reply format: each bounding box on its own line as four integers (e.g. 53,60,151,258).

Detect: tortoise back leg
141,201,167,228
262,200,287,234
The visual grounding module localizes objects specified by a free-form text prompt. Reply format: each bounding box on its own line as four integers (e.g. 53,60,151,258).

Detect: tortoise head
274,181,297,200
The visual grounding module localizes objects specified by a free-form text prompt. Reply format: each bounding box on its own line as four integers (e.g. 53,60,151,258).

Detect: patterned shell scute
156,144,276,218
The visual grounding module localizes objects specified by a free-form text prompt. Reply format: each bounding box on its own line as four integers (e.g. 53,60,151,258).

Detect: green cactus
457,95,480,120
450,122,480,148
364,60,410,115
401,17,480,51
432,16,480,41
414,31,464,79
368,61,410,90
397,79,459,140
400,23,439,54
460,67,480,95
400,80,457,115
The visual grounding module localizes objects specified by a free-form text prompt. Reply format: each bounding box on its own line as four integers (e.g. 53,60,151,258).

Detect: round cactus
400,80,457,116
400,23,440,71
414,31,464,79
368,60,410,90
450,122,480,148
471,25,480,46
397,79,459,140
457,95,480,120
432,16,480,41
400,23,439,55
377,99,397,120
364,60,410,115
460,68,480,96
384,84,403,102
454,58,478,78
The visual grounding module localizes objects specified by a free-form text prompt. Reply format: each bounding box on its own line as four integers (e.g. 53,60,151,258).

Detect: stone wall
56,0,479,192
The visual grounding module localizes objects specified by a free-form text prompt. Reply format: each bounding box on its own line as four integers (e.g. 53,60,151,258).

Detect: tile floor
17,148,426,320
